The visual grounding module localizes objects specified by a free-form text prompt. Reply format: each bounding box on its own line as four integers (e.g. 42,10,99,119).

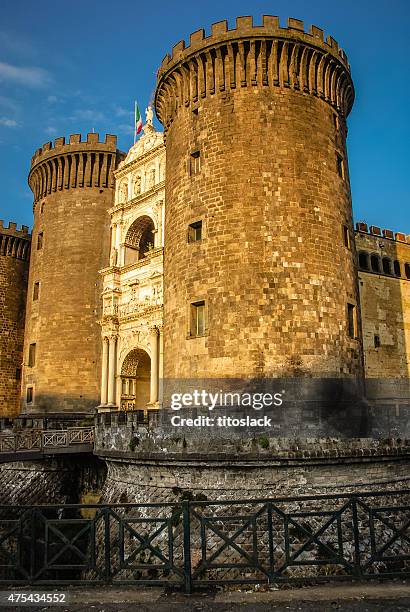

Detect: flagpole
134,101,137,145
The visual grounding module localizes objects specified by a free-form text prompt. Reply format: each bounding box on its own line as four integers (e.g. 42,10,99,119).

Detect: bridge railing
0,427,94,454
0,489,408,589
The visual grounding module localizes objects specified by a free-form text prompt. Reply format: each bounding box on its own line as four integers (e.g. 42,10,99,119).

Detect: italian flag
134,101,142,142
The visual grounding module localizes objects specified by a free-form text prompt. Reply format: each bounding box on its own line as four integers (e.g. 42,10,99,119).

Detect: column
107,335,117,405
149,327,159,404
115,222,121,250
158,326,164,406
100,337,109,405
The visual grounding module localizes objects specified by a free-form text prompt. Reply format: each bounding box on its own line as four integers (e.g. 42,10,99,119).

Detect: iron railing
0,490,408,590
0,427,94,454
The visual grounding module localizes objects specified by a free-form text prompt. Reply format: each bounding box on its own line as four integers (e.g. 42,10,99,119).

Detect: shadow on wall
21,391,99,415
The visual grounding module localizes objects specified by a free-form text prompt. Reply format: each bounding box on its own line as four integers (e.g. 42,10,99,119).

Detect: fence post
182,500,192,593
29,508,36,584
104,507,111,583
351,496,361,576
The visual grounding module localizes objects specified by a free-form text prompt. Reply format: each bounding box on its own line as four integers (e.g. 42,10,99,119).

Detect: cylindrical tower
155,16,363,384
0,221,31,416
22,133,125,414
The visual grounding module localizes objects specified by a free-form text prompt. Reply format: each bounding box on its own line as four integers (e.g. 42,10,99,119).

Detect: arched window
124,216,155,265
405,263,410,280
382,257,392,275
394,260,401,277
358,251,369,270
370,254,380,273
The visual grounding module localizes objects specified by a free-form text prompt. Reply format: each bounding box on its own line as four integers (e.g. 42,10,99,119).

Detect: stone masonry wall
0,223,30,417
0,455,106,506
355,228,410,400
155,17,363,383
22,134,124,413
95,417,410,504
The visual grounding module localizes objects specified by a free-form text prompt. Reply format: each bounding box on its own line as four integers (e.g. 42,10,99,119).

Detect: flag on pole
134,101,143,143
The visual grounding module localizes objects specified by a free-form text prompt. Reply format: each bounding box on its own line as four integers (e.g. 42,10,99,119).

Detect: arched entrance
120,348,150,410
124,216,155,265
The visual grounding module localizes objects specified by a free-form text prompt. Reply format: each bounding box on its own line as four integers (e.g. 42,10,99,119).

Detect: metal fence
0,490,408,591
0,427,94,454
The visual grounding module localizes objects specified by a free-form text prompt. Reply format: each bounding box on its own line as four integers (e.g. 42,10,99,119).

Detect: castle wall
0,222,30,417
155,17,363,384
355,226,410,399
22,134,124,414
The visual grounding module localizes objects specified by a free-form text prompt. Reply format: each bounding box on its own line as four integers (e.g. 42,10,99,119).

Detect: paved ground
0,582,408,611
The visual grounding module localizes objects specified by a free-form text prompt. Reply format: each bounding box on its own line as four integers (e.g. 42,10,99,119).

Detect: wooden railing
0,427,94,454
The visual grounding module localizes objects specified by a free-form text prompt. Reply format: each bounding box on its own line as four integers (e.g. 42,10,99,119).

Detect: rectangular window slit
28,343,36,367
190,300,206,337
188,220,202,243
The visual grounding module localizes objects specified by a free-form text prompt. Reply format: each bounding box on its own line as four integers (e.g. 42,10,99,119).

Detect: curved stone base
99,453,410,504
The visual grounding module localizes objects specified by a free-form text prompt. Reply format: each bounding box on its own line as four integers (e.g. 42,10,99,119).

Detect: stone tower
22,134,125,414
0,221,31,416
155,16,363,385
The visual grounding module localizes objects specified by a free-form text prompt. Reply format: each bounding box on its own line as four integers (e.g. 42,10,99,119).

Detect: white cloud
47,95,58,104
117,124,134,135
0,117,18,127
0,61,51,87
70,109,105,122
0,94,18,112
45,126,57,135
0,31,37,58
115,105,132,117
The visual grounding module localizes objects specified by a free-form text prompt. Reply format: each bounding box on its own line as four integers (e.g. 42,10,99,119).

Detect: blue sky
0,0,409,232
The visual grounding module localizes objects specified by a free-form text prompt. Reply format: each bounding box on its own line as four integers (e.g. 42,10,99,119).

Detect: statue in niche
134,175,141,196
110,247,118,267
146,168,155,190
120,182,128,203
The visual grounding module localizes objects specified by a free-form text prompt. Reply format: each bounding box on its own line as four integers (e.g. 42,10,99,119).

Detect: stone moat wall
0,455,106,506
94,416,410,504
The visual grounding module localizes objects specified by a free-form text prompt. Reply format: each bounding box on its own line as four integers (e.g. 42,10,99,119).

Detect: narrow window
358,252,369,270
190,151,201,176
188,220,202,243
394,260,401,277
26,387,33,403
405,263,410,280
190,300,206,337
336,154,344,178
37,231,43,250
40,202,45,214
28,343,36,367
347,303,357,339
342,225,350,248
382,257,392,275
33,282,40,301
374,334,380,348
371,255,380,273
15,367,21,381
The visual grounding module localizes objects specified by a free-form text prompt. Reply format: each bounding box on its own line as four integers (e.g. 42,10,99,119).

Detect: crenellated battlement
30,133,119,167
155,16,354,131
158,16,349,74
28,133,125,202
0,220,31,261
0,220,30,237
355,222,410,244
